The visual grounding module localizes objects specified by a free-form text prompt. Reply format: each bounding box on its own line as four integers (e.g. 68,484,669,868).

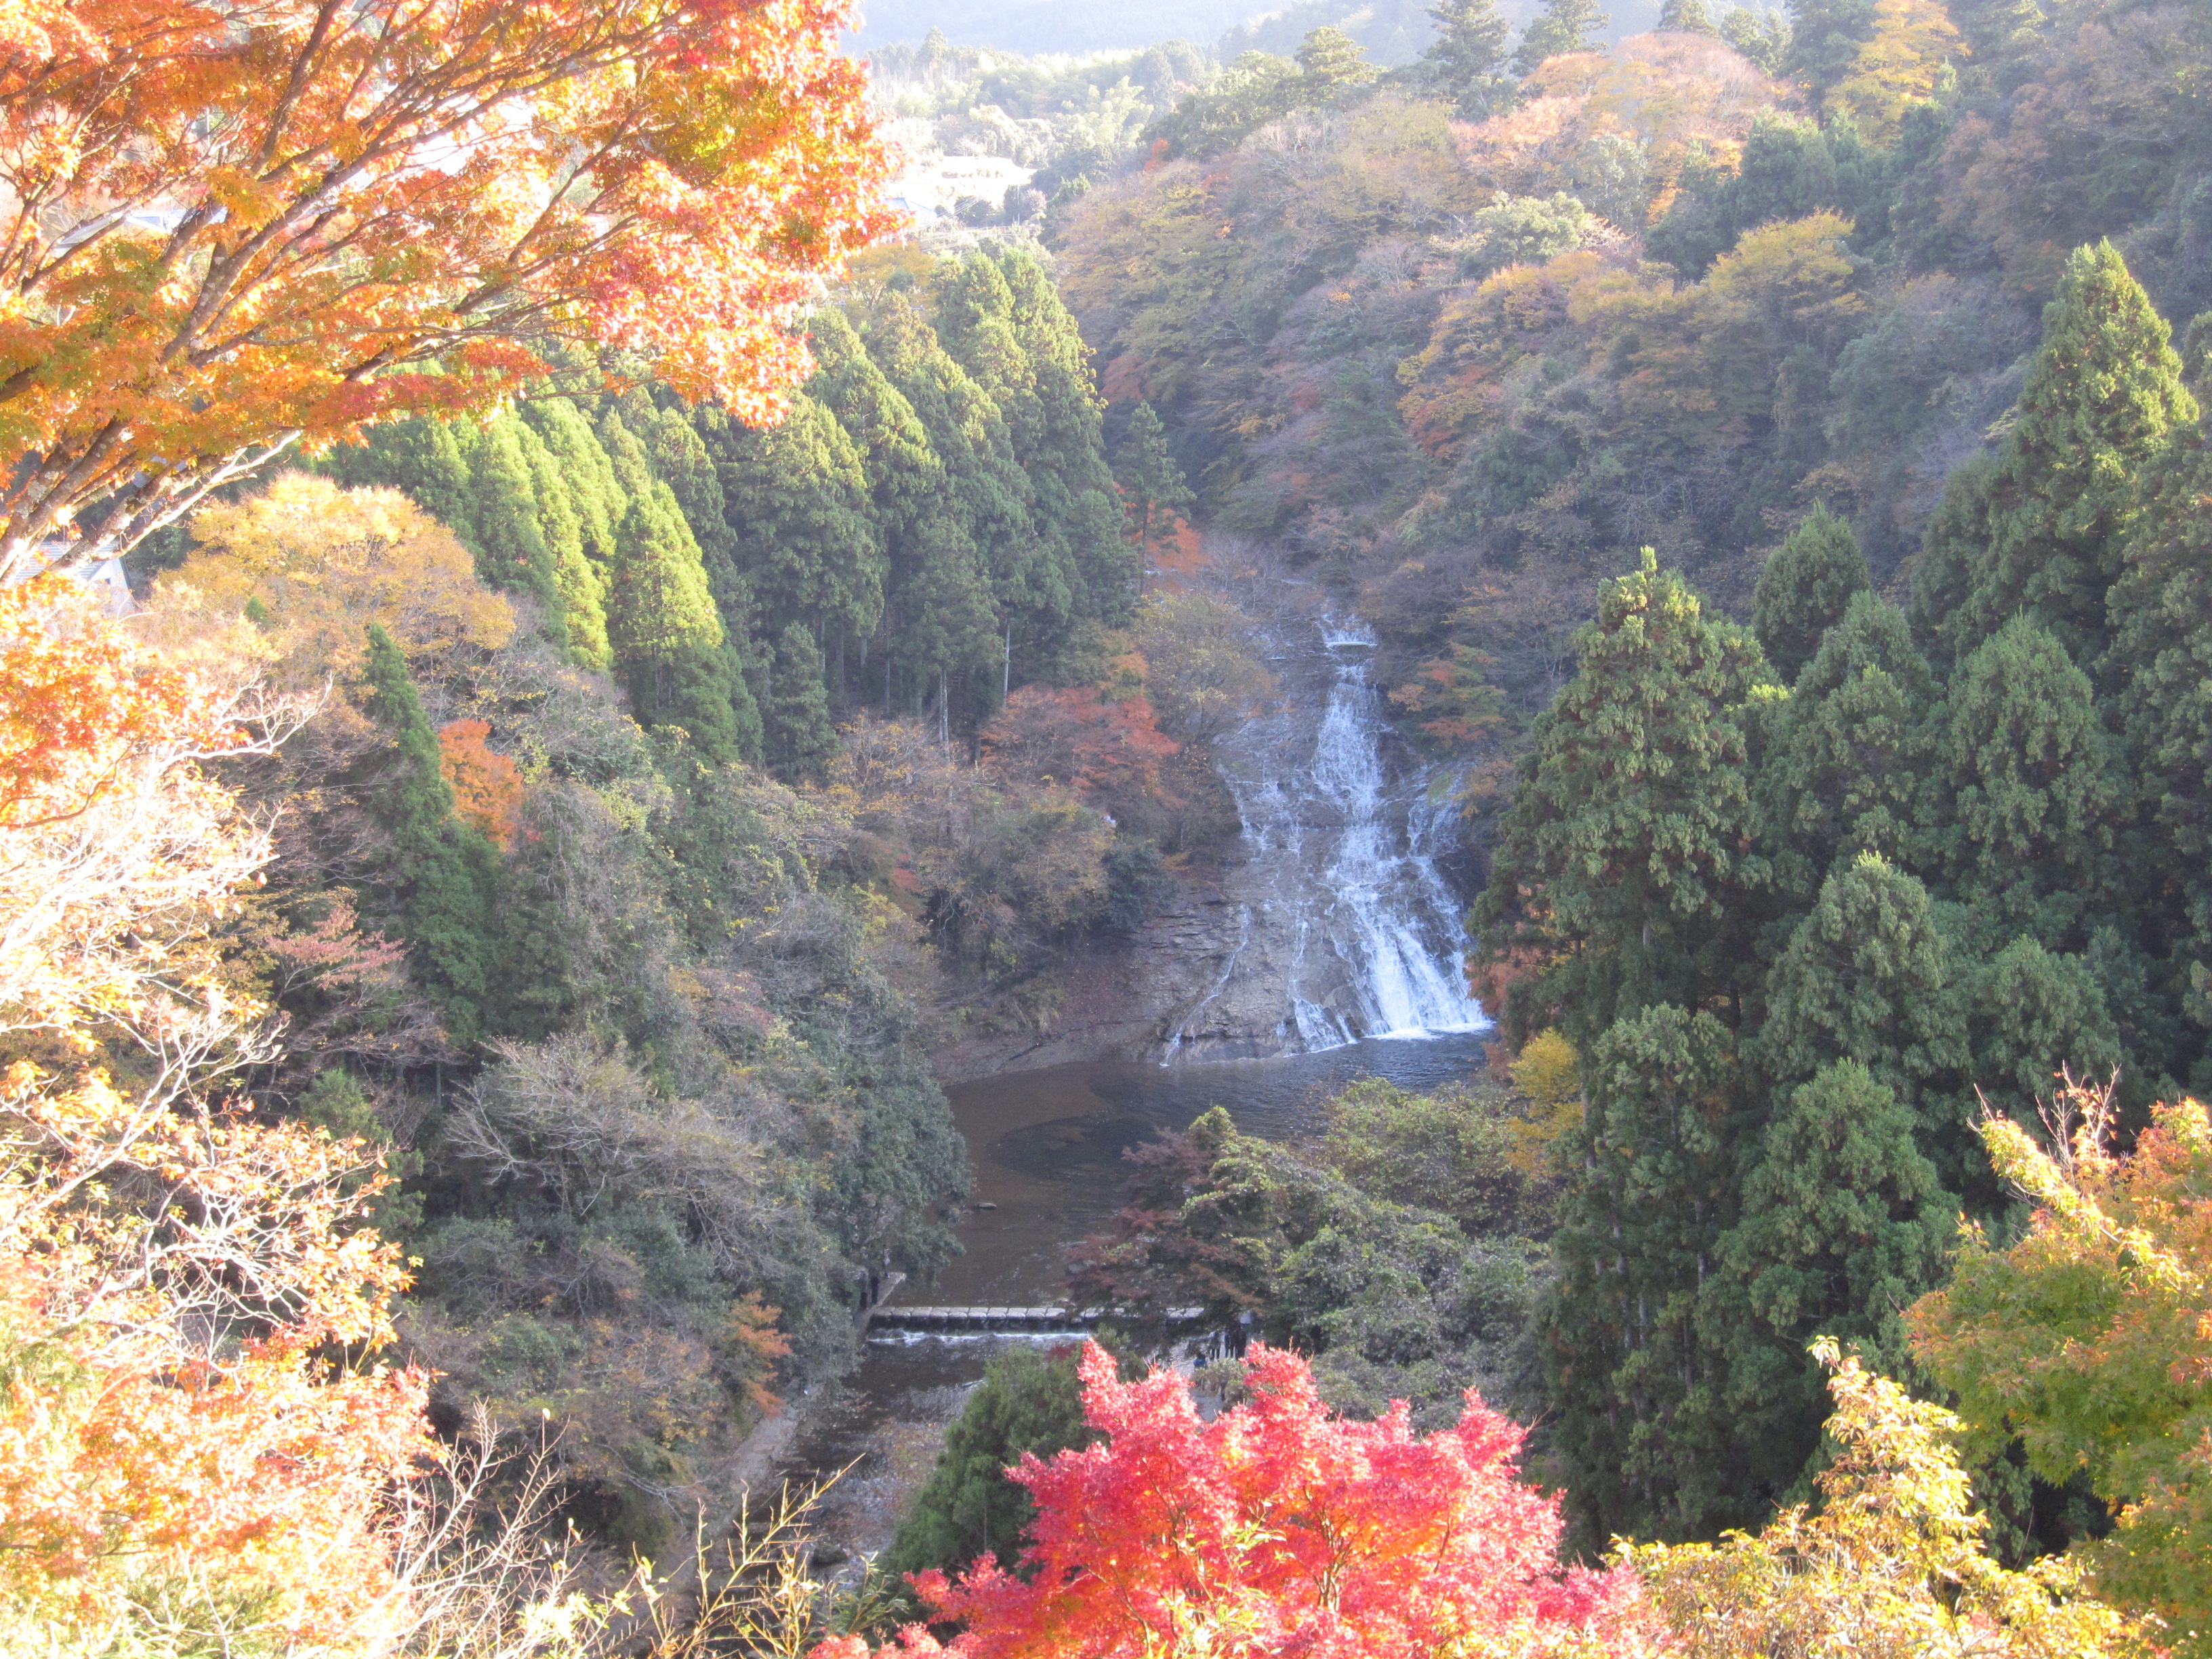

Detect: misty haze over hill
848,0,1262,56
848,0,1662,66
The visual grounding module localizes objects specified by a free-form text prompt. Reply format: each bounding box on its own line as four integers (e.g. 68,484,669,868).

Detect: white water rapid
1164,597,1490,1056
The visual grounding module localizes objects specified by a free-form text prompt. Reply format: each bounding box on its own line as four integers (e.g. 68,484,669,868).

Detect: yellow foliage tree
1506,1026,1582,1173
169,472,515,687
1629,1338,2142,1657
1826,0,1965,146
1910,1080,2212,1653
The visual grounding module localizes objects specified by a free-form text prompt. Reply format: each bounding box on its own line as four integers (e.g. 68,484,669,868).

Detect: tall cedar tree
461,413,565,642
1751,504,1870,684
869,300,1012,714
1422,0,1517,119
695,394,884,644
642,407,741,607
1513,0,1611,74
519,397,630,565
510,410,609,668
605,487,758,764
361,623,499,1042
1706,1058,1952,1513
1755,853,1967,1131
805,308,979,708
1929,614,2117,954
1755,590,1940,905
1542,1002,1748,1551
806,308,945,550
994,247,1134,622
1907,451,1999,673
2108,362,2212,1080
1115,401,1193,572
887,1344,1101,1584
765,622,840,781
1473,549,1776,1050
1294,26,1378,98
933,253,1080,645
872,293,1037,590
1946,243,2194,670
1784,0,1879,98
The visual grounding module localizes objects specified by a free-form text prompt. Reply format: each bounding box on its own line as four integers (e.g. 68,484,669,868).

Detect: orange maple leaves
0,0,897,579
439,718,526,848
0,579,434,1641
0,575,245,832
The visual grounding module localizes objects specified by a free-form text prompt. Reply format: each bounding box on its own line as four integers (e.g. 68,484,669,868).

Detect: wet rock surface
937,569,1484,1080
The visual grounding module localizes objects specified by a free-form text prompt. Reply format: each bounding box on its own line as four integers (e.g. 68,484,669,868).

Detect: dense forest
109,247,1279,1551
7,0,2212,1652
874,0,2212,1642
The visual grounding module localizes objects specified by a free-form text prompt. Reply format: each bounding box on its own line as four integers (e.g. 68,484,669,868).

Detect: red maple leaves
819,1341,1659,1658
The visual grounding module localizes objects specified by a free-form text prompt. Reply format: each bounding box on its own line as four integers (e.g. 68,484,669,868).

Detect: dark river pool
778,1031,1493,1562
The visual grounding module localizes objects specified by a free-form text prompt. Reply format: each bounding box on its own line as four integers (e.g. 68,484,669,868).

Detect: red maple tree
817,1341,1661,1658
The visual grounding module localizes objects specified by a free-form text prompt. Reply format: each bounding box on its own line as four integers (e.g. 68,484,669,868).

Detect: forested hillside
1023,0,2212,1614
1054,0,2209,714
102,245,1248,1549
12,0,2212,1650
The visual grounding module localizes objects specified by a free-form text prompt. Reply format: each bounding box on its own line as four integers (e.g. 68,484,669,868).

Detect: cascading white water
1166,601,1490,1055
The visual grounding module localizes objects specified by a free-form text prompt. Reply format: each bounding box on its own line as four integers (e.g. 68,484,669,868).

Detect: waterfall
1167,600,1490,1057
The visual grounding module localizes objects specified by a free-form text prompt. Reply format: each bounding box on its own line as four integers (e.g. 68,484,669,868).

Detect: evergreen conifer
511,413,609,669
979,248,1130,622
596,409,657,504
765,622,840,781
520,396,629,563
646,407,739,579
1757,591,1939,900
1907,452,1999,674
1963,937,2123,1125
1756,852,1967,1120
695,395,884,643
1704,1060,1952,1510
1542,1002,1747,1550
1295,26,1377,98
1115,402,1193,575
1953,242,2194,667
605,489,756,763
1473,550,1775,1048
465,413,565,636
806,308,964,708
1932,615,2117,951
1513,0,1610,74
2108,389,2212,1078
888,1345,1098,1583
1783,0,1878,100
1422,0,1517,118
361,623,499,1041
1751,504,1870,684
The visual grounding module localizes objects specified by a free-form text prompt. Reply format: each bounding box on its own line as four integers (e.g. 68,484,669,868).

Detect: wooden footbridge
867,1304,1212,1335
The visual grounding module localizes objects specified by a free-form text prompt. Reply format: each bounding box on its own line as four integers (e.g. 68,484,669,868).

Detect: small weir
867,1305,1209,1335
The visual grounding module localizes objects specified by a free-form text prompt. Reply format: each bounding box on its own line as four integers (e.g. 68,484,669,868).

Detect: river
778,584,1493,1565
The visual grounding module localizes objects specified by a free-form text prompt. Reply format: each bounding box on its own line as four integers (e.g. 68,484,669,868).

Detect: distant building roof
12,541,138,617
